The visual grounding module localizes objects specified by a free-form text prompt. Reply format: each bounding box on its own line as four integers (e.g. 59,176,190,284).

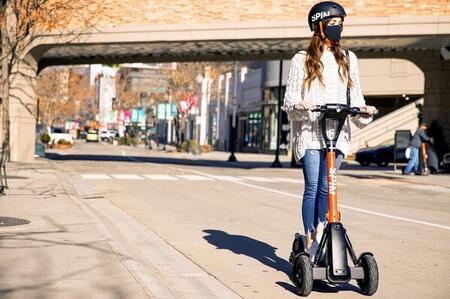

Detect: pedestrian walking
403,123,432,175
283,1,377,255
146,130,152,150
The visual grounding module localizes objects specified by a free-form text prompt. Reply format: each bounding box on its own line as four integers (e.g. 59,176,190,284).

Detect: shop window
244,112,261,148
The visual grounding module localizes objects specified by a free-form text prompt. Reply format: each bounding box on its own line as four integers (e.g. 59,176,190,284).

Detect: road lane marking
184,168,450,231
80,173,303,183
240,176,279,182
271,177,301,183
338,205,450,231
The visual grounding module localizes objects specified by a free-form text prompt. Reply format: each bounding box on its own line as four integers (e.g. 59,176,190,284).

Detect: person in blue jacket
403,123,431,175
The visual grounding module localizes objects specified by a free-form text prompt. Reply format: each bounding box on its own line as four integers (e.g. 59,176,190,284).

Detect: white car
99,129,117,142
48,127,74,144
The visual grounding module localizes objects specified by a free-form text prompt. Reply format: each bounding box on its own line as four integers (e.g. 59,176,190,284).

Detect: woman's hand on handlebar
360,105,377,117
294,101,313,111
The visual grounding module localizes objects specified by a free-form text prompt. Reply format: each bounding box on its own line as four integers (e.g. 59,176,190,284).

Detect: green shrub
40,133,51,144
180,140,190,152
118,136,132,146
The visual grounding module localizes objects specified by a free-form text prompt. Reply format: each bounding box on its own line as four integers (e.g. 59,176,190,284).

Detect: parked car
355,139,408,167
99,129,117,142
48,127,74,145
86,130,99,142
442,153,450,173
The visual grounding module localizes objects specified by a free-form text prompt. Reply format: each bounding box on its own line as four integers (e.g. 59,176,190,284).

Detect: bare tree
36,65,95,125
36,66,68,125
115,70,142,110
0,0,105,153
166,61,235,109
68,66,96,121
162,61,236,146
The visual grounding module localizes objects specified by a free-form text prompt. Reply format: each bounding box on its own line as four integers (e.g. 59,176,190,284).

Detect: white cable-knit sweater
283,49,372,161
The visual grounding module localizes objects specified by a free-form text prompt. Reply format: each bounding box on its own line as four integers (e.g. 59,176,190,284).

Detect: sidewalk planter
40,133,51,144
51,144,72,149
50,139,73,149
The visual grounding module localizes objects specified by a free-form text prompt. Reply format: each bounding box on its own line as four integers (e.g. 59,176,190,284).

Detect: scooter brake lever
350,107,379,116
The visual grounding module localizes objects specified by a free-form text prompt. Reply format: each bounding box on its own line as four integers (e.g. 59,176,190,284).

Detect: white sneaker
316,222,325,243
307,241,319,261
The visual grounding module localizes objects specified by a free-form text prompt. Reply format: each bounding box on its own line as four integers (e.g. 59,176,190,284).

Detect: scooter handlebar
294,103,378,116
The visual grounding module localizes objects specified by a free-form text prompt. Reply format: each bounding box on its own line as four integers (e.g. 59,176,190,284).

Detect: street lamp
222,72,232,151
271,60,283,168
216,75,224,149
195,73,204,155
228,61,238,162
167,89,172,145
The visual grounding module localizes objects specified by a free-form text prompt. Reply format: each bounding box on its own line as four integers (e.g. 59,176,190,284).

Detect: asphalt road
44,141,450,298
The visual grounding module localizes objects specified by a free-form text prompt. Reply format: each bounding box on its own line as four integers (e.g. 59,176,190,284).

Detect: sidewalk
0,149,448,298
0,159,151,298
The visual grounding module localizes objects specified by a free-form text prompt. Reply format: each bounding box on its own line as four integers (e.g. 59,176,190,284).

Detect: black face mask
323,25,342,43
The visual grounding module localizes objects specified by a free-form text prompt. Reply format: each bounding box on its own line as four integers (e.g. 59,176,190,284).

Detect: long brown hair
304,20,353,91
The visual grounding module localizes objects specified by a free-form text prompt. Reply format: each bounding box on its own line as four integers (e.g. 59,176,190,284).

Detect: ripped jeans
300,149,344,234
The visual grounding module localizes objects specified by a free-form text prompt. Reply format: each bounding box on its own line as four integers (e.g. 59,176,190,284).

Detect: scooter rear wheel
357,254,379,296
293,255,313,296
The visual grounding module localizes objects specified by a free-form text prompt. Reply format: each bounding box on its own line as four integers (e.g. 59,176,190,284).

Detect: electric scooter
418,142,429,175
289,103,379,296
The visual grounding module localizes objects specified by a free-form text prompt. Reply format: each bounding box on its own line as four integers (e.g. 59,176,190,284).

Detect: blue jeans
301,149,344,234
404,147,419,174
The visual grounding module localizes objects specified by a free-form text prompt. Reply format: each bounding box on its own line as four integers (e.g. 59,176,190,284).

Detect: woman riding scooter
283,1,376,258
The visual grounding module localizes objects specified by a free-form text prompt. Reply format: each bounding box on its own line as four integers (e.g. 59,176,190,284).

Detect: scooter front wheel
357,254,379,296
293,255,313,296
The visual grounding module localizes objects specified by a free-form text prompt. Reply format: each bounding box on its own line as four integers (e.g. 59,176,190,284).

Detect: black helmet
308,1,346,32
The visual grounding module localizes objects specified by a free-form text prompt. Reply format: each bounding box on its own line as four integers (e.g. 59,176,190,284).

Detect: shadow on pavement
45,153,293,169
203,229,301,294
202,229,363,296
203,229,291,273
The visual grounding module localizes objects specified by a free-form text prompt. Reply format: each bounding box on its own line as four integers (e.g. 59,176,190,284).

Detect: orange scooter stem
327,149,340,223
421,142,428,165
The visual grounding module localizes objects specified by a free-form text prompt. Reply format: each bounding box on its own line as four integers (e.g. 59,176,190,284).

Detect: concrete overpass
7,2,450,161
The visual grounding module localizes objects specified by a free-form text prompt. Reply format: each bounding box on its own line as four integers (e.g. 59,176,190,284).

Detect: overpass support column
9,54,38,162
414,50,450,154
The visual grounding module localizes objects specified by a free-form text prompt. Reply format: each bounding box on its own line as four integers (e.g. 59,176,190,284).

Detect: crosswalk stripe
111,174,144,180
210,175,245,182
175,175,214,181
143,174,179,180
80,174,111,180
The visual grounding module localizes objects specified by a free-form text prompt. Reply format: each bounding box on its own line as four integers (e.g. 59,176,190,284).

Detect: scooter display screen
325,118,339,141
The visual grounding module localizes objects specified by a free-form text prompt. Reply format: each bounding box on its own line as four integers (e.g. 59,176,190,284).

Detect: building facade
218,57,425,155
